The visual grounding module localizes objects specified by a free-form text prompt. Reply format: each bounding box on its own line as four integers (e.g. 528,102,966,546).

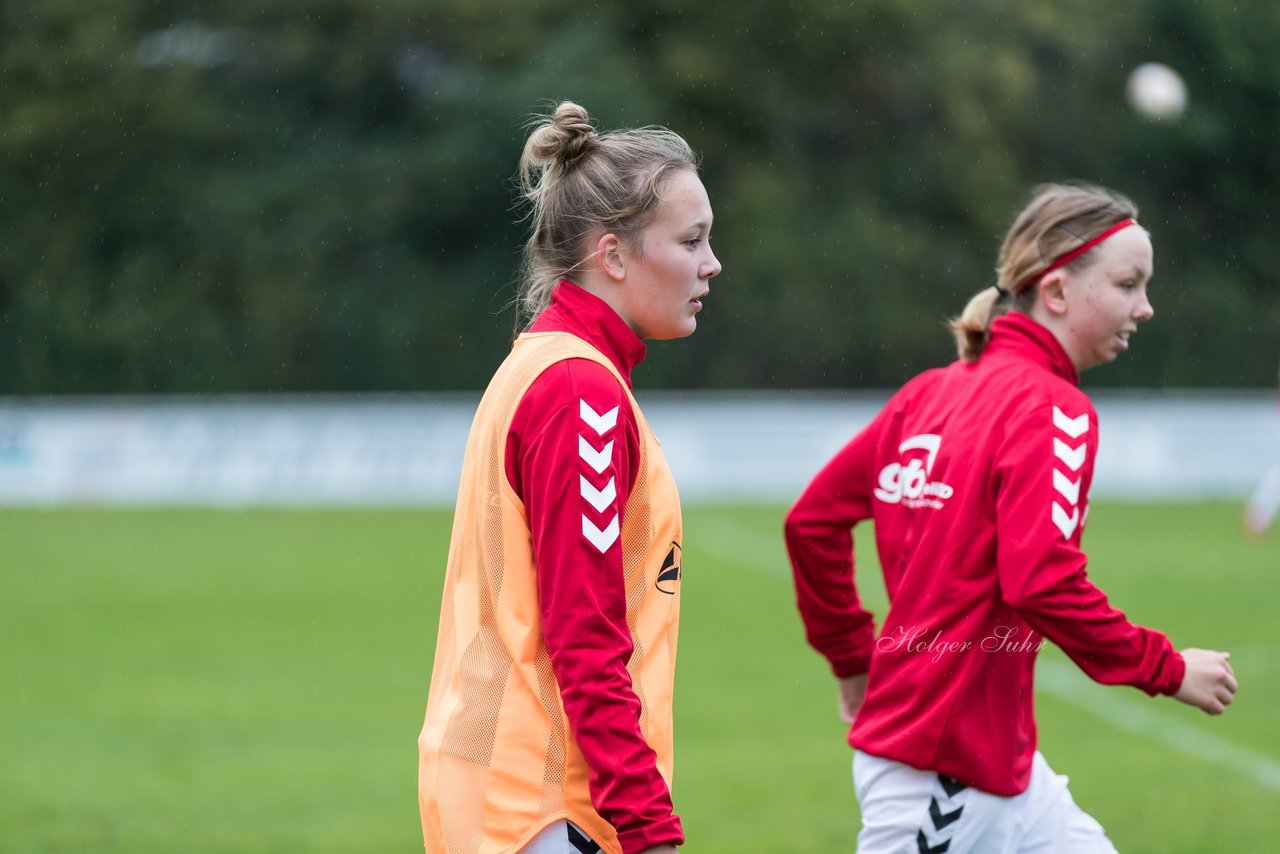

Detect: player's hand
637,846,677,854
1174,648,1237,715
837,673,868,725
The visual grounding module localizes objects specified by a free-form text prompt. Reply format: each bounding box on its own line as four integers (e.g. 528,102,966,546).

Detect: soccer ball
1126,63,1187,121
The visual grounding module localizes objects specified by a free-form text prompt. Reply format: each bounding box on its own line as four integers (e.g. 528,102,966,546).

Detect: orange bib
419,332,682,854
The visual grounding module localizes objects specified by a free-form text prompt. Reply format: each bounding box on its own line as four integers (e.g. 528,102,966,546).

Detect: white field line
1036,660,1280,791
698,510,1280,792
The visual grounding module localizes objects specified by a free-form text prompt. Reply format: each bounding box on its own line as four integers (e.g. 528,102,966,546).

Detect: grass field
2,502,1277,852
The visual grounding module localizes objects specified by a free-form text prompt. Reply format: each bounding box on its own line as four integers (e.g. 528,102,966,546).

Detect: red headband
1014,217,1140,294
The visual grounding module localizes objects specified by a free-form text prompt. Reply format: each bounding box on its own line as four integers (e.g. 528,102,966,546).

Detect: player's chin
672,313,699,338
672,320,697,339
1078,351,1113,373
1097,345,1123,365
649,318,697,341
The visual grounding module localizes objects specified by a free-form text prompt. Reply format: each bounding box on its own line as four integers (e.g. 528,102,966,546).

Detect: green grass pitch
2,502,1276,851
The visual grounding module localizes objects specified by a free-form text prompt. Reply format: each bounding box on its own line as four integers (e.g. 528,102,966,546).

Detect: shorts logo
656,542,681,594
917,774,967,853
874,434,954,509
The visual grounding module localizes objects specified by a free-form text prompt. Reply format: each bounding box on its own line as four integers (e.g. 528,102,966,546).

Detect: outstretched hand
1174,648,1237,715
837,674,868,725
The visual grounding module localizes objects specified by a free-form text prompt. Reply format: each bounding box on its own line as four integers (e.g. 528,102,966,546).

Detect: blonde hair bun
523,101,599,170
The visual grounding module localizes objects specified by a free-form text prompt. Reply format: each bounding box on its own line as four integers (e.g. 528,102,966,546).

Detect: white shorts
853,750,1117,854
518,820,602,854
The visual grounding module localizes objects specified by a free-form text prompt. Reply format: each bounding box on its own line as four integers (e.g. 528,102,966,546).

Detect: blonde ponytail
949,287,1009,362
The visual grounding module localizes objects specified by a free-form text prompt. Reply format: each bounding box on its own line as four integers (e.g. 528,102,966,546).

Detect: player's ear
1037,271,1069,317
595,233,626,282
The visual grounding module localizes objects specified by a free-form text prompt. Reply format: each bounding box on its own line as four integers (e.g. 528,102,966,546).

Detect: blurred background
2,0,1277,397
4,2,1279,852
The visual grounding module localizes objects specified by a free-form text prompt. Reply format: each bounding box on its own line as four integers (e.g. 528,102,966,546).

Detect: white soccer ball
1126,63,1187,120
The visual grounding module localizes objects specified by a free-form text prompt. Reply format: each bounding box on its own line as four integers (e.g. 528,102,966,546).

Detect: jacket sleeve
784,408,890,678
993,397,1185,696
507,358,683,853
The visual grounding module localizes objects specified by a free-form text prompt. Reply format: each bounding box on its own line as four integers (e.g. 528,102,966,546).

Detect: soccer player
418,102,720,854
784,183,1238,853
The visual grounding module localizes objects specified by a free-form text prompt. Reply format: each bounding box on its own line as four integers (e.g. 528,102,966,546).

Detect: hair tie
993,284,1010,299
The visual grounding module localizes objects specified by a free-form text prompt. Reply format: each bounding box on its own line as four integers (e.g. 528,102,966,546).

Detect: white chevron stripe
1053,437,1086,471
1053,406,1089,439
1053,469,1081,506
579,400,619,436
582,514,619,553
580,475,616,513
578,436,614,474
1052,501,1080,539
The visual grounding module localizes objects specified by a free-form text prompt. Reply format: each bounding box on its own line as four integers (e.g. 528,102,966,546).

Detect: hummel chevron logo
938,775,966,797
582,514,619,553
578,436,614,474
915,774,965,853
929,797,964,830
1053,501,1080,539
1053,469,1081,505
1052,410,1086,537
1052,406,1089,439
1053,437,1086,471
580,475,616,513
579,400,619,436
917,830,951,854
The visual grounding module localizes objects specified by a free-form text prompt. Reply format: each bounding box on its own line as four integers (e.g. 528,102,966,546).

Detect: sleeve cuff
830,652,871,679
617,814,684,853
1153,649,1187,697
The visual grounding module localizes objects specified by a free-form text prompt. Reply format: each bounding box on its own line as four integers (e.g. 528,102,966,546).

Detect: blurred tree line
1,0,1277,394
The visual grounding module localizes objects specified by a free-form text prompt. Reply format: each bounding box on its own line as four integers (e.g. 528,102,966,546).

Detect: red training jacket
785,311,1186,796
505,280,683,852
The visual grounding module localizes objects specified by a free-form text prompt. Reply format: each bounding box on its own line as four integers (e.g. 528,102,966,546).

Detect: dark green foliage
1,1,1276,392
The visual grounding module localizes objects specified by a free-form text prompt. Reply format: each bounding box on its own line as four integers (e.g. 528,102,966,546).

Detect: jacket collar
527,280,646,388
984,311,1080,386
